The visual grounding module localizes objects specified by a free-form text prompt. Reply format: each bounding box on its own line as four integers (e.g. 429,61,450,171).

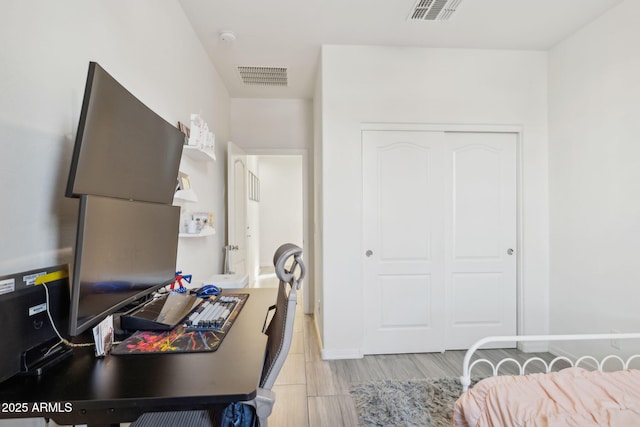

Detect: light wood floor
256,271,557,427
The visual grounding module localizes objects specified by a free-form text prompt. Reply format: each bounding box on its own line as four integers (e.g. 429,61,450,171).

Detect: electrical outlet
611,329,621,350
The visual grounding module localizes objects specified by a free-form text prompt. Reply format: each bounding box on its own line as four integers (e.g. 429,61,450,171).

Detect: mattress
453,367,640,427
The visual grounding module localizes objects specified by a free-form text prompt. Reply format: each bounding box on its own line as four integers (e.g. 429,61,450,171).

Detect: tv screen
69,195,180,336
66,62,184,204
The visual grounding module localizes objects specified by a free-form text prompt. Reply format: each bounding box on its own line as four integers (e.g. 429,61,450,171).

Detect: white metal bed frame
460,333,640,392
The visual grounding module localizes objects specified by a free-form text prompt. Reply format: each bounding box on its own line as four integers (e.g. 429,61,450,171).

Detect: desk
0,288,276,427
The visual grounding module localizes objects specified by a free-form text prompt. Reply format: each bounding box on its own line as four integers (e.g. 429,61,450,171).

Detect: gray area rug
350,377,464,427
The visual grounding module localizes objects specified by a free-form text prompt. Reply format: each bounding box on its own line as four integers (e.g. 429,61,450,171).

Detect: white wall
230,98,312,150
0,2,228,423
319,45,550,358
548,0,640,357
0,0,229,289
258,156,304,266
246,155,261,283
313,69,325,340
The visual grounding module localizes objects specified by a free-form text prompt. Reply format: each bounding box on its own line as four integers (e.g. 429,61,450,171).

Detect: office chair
131,243,305,427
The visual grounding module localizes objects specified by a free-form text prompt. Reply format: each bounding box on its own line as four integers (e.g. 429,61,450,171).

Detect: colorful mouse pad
112,293,249,355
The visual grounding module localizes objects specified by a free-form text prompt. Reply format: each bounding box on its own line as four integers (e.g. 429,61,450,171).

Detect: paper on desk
93,315,114,357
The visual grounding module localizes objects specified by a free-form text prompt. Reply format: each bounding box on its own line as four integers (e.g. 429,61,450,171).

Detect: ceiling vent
237,66,288,87
409,0,464,21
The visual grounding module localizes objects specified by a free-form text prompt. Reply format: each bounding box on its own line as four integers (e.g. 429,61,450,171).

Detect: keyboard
184,295,241,331
112,293,249,355
121,292,198,331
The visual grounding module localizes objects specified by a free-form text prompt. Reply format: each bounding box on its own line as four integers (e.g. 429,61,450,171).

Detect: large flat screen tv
66,62,184,204
69,195,180,336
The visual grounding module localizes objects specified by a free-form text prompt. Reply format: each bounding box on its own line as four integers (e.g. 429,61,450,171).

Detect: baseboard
310,312,362,360
548,343,572,358
312,314,323,351
321,348,363,360
519,341,549,353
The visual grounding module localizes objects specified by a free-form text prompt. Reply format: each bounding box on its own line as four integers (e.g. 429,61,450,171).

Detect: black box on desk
0,265,71,383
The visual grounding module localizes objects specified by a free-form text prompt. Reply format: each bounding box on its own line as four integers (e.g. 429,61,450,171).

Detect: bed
453,333,640,427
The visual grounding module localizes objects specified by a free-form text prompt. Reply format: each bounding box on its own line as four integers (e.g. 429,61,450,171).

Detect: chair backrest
259,243,305,390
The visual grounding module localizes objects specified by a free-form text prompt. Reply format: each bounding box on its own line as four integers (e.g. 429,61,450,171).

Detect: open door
227,141,248,276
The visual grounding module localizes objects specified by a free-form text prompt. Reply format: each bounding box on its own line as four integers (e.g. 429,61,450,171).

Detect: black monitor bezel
68,196,178,336
65,61,184,204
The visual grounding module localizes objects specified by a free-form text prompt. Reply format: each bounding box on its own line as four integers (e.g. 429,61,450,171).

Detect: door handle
507,248,514,255
365,250,373,257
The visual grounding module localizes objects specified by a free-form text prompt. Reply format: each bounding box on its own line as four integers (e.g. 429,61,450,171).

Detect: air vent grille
409,0,464,21
237,66,288,87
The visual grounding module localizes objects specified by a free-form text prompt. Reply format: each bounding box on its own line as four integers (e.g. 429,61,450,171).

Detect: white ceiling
178,0,622,99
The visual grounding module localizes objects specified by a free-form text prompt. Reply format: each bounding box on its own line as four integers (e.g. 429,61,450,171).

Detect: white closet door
362,130,517,355
362,130,446,354
444,132,517,349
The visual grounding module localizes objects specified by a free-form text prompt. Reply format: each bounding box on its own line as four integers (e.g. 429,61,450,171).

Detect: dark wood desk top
0,288,276,426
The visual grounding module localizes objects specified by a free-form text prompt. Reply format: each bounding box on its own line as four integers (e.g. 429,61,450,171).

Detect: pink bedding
453,367,640,427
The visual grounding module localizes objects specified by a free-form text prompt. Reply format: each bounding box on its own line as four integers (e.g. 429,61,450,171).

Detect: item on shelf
174,172,199,203
183,212,213,233
177,121,190,144
188,113,215,150
192,211,214,230
176,171,191,191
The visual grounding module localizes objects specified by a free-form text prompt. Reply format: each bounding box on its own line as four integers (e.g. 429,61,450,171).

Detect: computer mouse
194,284,221,298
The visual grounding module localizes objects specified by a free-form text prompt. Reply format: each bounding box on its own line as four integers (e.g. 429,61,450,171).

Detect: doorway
249,155,304,287
227,146,310,311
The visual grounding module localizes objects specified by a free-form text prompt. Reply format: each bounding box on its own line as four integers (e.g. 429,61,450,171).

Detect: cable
41,282,93,349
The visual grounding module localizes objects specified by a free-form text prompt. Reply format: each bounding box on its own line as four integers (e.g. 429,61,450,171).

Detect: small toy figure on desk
171,271,192,293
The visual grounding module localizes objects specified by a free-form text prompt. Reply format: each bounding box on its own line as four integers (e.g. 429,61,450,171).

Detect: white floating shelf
183,145,216,161
174,188,199,203
179,227,216,238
